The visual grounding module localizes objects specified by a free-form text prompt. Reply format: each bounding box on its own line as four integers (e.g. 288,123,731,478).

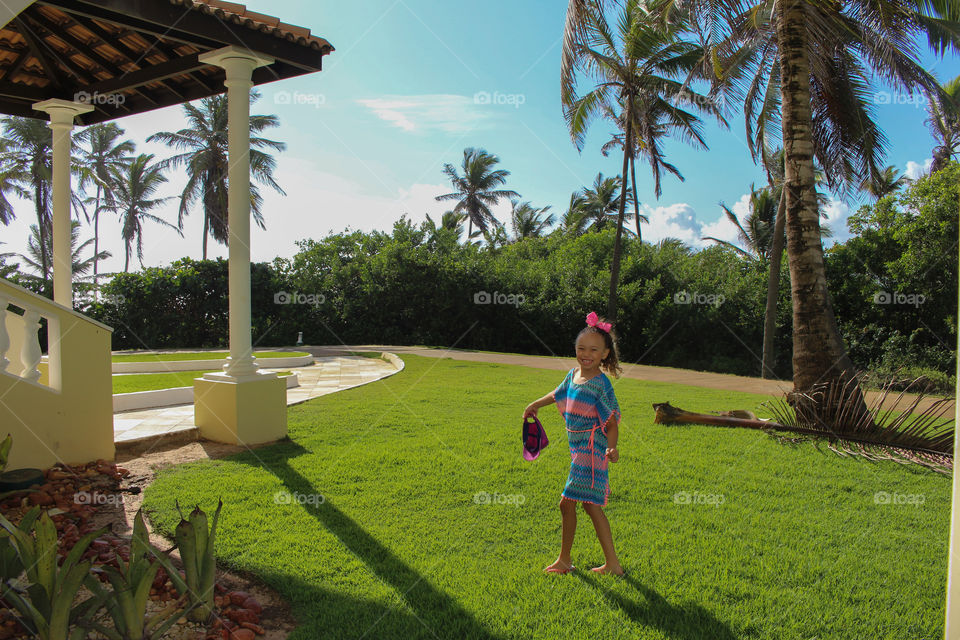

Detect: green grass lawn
142,355,951,640
111,350,308,363
114,371,292,394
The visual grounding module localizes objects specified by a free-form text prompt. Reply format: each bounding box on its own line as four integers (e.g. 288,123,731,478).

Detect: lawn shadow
233,440,503,640
575,571,738,640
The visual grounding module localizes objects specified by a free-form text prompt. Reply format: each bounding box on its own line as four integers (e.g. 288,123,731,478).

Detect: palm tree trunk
630,152,641,242
776,0,869,421
467,217,473,242
761,188,786,378
35,194,49,283
93,186,102,300
202,214,208,260
607,95,633,322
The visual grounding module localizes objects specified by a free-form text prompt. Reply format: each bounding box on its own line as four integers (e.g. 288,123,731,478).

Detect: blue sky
2,0,958,273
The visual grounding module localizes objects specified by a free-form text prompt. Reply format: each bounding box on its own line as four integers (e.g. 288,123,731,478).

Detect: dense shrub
77,164,959,381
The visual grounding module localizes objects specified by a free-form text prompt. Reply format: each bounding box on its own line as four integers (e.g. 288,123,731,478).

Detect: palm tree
147,91,285,259
3,221,111,283
562,0,723,320
509,199,555,240
425,210,468,238
0,138,28,226
703,187,777,260
671,0,959,418
927,74,960,174
1,117,56,279
860,165,908,201
435,147,519,240
578,173,627,232
106,154,179,272
75,123,135,293
558,192,591,237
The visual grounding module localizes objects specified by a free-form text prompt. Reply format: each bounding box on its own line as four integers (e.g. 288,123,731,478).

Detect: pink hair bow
586,311,611,333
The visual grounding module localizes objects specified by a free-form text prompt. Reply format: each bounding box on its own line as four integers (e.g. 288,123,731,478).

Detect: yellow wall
1,280,114,469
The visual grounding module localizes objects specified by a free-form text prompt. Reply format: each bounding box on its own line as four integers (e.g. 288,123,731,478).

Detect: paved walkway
307,345,953,414
113,355,399,448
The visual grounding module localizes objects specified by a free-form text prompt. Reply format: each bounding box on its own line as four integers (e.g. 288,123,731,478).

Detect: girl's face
575,331,609,374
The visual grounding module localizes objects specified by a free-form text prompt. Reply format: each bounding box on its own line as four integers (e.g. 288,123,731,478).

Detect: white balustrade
19,310,42,383
0,295,9,373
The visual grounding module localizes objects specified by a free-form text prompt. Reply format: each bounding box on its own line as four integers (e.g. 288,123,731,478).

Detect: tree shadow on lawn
575,572,738,640
237,440,505,640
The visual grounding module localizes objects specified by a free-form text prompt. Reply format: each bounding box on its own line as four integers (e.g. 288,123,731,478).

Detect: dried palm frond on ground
653,376,955,474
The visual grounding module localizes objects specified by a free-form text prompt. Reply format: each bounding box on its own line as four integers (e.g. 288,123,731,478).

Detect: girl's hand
523,404,538,419
605,447,619,463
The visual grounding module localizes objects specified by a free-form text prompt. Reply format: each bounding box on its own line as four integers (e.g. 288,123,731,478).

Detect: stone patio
113,354,400,452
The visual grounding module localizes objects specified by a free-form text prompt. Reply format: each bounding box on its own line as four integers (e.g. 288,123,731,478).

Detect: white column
198,47,273,380
945,267,960,638
32,100,93,307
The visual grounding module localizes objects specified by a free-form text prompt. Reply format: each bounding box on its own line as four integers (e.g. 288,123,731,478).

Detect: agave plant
81,509,192,639
167,500,222,623
0,508,106,640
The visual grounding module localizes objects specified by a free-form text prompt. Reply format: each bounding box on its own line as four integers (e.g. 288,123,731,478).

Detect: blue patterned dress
551,368,621,506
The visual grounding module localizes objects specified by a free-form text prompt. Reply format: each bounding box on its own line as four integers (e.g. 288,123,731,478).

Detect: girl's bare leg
582,502,624,575
545,497,578,573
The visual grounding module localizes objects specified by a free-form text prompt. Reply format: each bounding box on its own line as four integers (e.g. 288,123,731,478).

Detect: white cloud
356,94,493,134
640,196,752,252
904,158,932,180
820,197,853,244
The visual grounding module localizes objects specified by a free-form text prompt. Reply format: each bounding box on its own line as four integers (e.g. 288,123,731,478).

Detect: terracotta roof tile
170,0,334,53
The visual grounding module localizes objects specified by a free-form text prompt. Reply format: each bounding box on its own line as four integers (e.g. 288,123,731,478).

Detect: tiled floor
113,355,400,445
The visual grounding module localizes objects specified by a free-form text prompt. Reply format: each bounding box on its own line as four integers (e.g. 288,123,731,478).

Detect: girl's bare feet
544,559,576,574
590,563,624,575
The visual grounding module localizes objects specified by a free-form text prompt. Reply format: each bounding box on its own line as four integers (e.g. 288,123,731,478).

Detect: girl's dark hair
577,317,622,378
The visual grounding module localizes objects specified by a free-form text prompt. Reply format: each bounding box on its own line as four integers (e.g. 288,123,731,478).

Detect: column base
194,373,286,445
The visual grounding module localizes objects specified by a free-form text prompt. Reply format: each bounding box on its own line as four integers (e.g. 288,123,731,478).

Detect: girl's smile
575,332,609,376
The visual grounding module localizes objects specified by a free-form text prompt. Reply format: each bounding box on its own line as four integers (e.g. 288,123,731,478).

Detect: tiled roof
170,0,334,53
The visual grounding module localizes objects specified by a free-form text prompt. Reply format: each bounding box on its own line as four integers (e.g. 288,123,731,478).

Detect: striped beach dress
551,368,621,506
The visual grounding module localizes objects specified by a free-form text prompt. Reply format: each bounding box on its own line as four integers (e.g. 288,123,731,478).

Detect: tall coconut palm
435,147,519,240
147,91,285,259
559,192,591,237
3,221,111,284
75,122,135,292
509,199,555,240
927,74,960,174
425,210,468,237
0,138,29,226
579,173,634,232
1,117,56,279
0,117,89,283
562,0,723,320
106,154,179,272
703,186,777,260
859,165,909,201
669,0,960,418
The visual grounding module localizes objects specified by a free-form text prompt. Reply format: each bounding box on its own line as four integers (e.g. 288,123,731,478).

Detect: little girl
524,311,624,575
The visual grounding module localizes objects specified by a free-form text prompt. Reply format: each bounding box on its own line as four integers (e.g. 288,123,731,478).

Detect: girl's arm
605,417,620,463
523,393,556,418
